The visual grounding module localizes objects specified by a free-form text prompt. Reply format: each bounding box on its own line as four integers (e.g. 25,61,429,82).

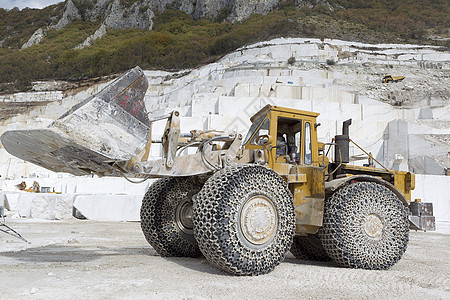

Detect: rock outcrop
228,0,280,22
51,0,82,31
20,0,336,49
75,23,108,50
21,28,46,49
103,0,154,30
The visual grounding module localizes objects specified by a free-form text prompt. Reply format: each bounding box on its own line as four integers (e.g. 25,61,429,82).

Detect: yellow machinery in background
383,75,405,83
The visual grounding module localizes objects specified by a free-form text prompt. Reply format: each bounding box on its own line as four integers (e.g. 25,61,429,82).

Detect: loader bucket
1,66,150,176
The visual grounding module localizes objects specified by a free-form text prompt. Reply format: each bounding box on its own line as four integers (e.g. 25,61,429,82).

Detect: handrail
322,142,342,178
350,139,392,173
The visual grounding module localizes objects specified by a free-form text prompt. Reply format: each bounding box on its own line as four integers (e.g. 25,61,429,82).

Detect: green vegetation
332,0,449,40
0,0,448,93
0,4,64,49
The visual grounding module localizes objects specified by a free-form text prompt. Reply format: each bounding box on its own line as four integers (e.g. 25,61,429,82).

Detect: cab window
304,122,312,165
250,118,270,145
276,117,301,163
243,115,266,145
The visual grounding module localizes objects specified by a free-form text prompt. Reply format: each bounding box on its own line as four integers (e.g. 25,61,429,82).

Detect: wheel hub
240,195,277,245
363,213,383,239
176,200,194,235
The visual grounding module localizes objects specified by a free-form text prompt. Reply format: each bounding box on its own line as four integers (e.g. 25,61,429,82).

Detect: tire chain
290,234,331,261
193,164,296,275
140,177,203,257
318,181,409,270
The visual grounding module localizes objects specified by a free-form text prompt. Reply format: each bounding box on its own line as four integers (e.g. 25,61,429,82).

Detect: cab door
271,113,325,234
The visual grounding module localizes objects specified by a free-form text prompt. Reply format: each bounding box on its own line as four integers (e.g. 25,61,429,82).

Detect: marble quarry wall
0,38,448,226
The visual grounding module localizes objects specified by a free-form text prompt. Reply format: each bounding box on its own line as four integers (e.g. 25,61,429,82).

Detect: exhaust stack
334,119,352,164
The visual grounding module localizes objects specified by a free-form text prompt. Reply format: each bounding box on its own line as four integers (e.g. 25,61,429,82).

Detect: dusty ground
0,219,449,300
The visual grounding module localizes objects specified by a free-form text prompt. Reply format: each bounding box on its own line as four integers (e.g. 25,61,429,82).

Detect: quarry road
0,219,449,299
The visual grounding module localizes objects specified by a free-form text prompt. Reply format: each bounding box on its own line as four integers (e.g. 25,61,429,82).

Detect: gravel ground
0,219,449,300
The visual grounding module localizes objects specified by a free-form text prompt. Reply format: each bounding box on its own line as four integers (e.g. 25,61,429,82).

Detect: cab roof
250,105,320,122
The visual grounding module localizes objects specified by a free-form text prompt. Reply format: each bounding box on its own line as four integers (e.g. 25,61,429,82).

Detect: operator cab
243,105,319,168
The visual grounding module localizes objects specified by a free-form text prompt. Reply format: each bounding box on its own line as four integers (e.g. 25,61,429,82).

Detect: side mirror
256,134,273,145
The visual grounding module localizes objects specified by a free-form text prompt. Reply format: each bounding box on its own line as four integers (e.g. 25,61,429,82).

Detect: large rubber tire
318,181,409,270
290,234,331,261
140,177,203,257
193,165,295,275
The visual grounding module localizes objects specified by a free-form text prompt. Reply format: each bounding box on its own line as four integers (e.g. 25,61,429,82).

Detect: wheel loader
0,67,435,275
383,75,405,83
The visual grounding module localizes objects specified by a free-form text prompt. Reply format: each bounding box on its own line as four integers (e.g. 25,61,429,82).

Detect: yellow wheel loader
383,75,405,83
1,67,435,275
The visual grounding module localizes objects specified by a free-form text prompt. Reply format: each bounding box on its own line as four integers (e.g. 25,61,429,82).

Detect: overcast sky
0,0,63,10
